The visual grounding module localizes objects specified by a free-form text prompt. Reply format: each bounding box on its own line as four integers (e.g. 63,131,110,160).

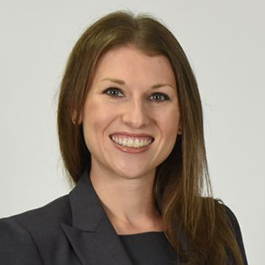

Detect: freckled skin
81,45,182,182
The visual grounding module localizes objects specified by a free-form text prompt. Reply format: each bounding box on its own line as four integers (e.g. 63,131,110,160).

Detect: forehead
91,45,176,86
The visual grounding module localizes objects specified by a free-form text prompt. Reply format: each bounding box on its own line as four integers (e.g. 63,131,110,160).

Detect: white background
0,1,264,264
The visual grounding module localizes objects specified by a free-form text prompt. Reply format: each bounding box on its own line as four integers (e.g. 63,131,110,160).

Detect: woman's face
81,45,182,180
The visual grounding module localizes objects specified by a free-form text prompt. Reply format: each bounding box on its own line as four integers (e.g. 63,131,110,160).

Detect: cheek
155,106,180,133
82,102,116,141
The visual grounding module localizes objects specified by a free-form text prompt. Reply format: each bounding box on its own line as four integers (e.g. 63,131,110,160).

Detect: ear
177,120,182,135
72,110,83,125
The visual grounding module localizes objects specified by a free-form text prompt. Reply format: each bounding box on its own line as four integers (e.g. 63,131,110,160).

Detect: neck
89,165,163,233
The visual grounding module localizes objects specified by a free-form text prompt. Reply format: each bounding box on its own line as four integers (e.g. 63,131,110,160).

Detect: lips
109,132,154,153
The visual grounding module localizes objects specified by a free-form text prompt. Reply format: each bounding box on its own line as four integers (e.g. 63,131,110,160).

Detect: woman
0,10,247,265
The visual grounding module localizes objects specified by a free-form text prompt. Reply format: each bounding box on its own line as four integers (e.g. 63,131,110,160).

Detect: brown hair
57,10,244,264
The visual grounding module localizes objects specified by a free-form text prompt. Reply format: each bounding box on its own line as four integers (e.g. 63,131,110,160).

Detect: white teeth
111,136,152,148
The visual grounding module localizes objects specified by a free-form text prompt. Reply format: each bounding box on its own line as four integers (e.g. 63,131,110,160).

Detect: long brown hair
57,10,244,264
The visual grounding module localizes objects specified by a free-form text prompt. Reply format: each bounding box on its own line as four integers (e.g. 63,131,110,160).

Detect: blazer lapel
61,171,133,265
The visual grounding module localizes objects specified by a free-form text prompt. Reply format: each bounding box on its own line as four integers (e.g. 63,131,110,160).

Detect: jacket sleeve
0,217,43,265
225,205,248,265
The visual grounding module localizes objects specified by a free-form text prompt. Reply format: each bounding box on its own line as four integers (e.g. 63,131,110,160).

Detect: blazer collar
60,170,134,265
67,170,106,231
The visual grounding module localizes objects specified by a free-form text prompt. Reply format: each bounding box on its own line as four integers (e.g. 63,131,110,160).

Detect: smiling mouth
109,135,154,149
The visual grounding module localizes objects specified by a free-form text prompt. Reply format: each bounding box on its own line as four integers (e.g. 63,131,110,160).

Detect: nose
122,99,150,129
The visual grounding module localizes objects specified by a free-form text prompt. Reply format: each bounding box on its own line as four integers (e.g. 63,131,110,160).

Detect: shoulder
0,194,71,230
212,198,248,264
212,199,243,235
0,194,71,264
221,203,246,252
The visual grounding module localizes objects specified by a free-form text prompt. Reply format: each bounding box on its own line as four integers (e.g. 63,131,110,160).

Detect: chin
114,167,155,180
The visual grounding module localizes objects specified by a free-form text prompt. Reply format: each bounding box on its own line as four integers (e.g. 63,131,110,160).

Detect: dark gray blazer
0,171,248,265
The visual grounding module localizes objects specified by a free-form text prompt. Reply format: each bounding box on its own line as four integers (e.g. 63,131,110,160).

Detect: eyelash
102,87,170,102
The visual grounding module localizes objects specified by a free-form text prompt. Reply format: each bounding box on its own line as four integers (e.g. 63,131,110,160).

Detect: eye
102,87,124,98
149,93,170,102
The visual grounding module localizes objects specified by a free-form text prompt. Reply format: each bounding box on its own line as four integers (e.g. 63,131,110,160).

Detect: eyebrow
101,78,175,90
